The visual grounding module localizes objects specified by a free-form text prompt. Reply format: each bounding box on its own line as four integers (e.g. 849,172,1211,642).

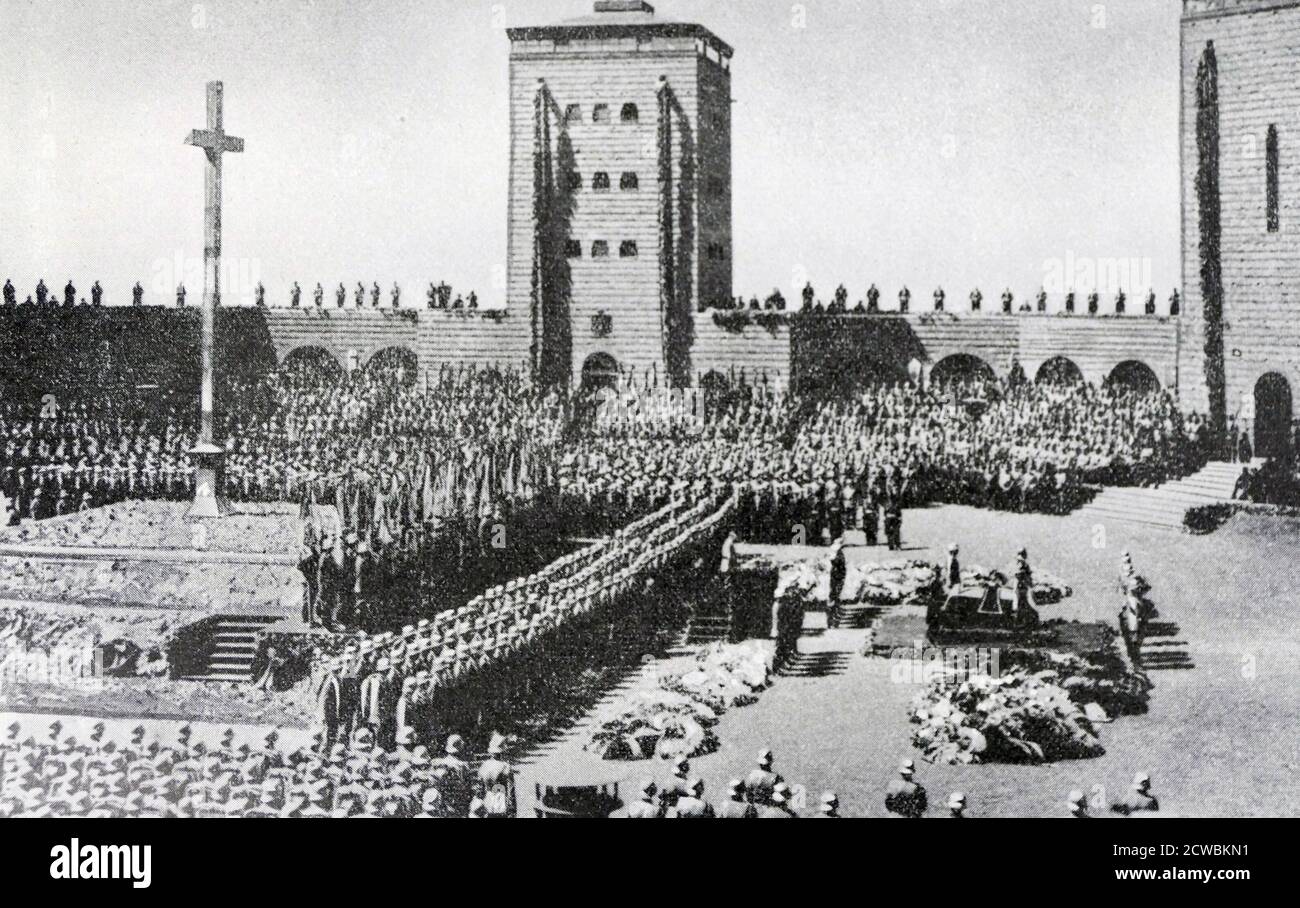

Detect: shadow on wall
790,316,927,396
0,307,277,410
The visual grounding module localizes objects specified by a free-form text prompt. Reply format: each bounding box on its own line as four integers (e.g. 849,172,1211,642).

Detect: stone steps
180,614,280,682
1074,460,1257,530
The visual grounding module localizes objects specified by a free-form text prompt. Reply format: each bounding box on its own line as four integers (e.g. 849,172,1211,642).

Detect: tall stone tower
1181,0,1300,457
506,0,733,389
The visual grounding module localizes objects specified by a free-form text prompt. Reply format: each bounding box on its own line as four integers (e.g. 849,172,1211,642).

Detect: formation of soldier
0,720,519,818
562,375,1200,536
611,750,828,818
700,283,1183,317
1,278,481,310
309,493,734,746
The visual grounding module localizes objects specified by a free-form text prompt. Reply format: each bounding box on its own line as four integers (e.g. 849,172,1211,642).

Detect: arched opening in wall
930,353,995,388
281,346,344,384
580,352,621,392
699,369,730,415
365,347,419,387
1036,356,1084,386
1254,372,1293,460
1105,360,1161,395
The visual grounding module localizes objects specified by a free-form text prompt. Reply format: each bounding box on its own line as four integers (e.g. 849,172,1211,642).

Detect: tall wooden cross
185,81,243,518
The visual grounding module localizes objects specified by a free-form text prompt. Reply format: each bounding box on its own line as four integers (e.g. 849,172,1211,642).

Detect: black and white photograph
0,0,1290,879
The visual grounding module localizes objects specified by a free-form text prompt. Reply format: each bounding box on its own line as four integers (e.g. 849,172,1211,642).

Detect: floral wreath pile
586,641,774,762
910,668,1106,765
846,559,944,605
909,621,1151,766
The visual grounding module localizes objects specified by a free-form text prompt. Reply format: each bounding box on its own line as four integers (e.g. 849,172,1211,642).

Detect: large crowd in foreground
0,720,1161,818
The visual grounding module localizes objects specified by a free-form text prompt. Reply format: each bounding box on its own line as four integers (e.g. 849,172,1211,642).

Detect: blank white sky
0,0,1182,306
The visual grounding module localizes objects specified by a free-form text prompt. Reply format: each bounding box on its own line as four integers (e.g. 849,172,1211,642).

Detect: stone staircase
683,611,733,644
682,588,734,645
183,615,280,682
1074,460,1256,531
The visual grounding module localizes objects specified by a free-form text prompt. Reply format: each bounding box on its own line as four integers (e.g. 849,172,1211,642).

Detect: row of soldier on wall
705,282,1182,317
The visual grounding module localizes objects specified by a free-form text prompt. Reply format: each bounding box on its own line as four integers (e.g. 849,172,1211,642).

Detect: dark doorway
365,347,419,387
1106,360,1160,394
281,346,344,382
931,353,995,387
580,352,620,392
1036,356,1084,386
1254,372,1293,459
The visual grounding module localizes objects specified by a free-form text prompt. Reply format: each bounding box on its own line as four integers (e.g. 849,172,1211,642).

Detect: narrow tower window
1267,124,1280,233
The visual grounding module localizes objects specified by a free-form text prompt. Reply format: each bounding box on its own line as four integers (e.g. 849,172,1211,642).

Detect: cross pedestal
185,81,243,519
189,442,229,519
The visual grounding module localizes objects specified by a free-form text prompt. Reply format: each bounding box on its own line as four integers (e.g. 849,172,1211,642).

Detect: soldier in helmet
946,792,967,817
660,755,692,812
756,782,797,818
814,791,840,818
745,749,782,805
434,733,473,817
716,779,756,818
946,543,961,591
615,778,661,818
476,731,516,818
884,759,927,818
672,778,714,818
1111,772,1159,815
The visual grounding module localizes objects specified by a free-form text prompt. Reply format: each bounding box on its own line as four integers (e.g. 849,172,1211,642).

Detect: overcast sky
0,0,1182,307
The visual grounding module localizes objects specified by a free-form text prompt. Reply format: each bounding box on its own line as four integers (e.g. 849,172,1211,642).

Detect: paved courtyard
517,505,1300,817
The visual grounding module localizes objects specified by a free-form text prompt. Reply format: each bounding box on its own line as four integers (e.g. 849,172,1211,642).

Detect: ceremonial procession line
308,493,737,744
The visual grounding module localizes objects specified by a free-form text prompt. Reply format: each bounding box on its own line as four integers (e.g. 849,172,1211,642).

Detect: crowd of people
0,346,1204,634
308,493,734,750
561,375,1202,545
1,719,1161,818
0,358,573,630
0,721,521,818
1,278,485,311
703,283,1183,318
